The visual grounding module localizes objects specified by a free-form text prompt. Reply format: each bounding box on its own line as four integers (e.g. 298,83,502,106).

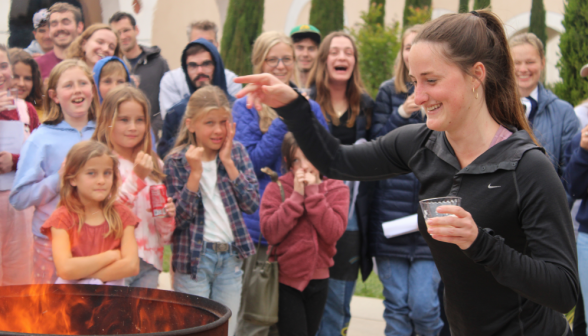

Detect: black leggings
277,279,329,336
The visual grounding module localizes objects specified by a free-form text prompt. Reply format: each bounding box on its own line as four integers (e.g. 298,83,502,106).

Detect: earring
473,87,478,99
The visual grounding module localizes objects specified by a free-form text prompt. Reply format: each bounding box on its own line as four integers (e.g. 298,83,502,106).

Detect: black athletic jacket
276,94,579,336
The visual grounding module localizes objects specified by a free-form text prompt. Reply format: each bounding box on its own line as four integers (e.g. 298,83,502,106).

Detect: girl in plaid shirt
163,85,259,336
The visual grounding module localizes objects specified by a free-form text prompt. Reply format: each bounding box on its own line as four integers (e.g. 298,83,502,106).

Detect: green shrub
459,0,469,13
405,5,432,28
554,0,588,106
309,0,344,38
350,3,401,98
529,0,547,50
473,0,491,10
220,0,264,76
403,0,432,28
370,0,386,26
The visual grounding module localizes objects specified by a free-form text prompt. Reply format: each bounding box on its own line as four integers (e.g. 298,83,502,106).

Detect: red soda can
149,185,167,217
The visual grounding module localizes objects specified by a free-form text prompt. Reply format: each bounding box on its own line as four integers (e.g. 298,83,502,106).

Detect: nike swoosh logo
488,184,501,189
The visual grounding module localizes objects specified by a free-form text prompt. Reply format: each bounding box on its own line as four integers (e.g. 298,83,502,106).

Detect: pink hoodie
260,172,349,291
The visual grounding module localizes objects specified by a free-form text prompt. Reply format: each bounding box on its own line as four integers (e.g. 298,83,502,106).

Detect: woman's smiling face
511,43,544,96
83,29,118,68
12,62,34,99
409,42,478,133
261,42,295,84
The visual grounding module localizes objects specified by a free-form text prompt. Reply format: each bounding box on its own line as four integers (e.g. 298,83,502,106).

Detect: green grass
354,271,384,299
162,245,171,273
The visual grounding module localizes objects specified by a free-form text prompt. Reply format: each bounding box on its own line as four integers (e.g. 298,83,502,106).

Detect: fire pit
0,284,230,335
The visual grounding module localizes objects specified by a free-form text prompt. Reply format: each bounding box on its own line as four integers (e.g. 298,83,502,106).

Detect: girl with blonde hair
10,59,98,284
165,85,259,336
66,23,122,70
232,31,327,335
93,84,175,288
41,140,140,285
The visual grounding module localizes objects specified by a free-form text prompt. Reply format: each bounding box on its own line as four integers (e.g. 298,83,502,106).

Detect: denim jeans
173,244,243,336
376,257,443,336
315,278,356,336
577,232,588,334
125,258,160,288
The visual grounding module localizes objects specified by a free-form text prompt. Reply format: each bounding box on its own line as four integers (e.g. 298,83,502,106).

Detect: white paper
382,214,419,238
0,120,24,190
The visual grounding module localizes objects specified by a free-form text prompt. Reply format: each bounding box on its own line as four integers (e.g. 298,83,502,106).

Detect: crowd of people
1,2,588,336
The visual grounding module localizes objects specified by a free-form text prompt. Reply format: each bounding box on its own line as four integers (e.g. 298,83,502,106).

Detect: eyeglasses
264,57,294,68
187,60,214,71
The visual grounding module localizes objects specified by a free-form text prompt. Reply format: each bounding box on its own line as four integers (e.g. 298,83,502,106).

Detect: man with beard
156,39,233,158
290,24,321,90
36,2,84,80
109,12,169,138
158,20,241,114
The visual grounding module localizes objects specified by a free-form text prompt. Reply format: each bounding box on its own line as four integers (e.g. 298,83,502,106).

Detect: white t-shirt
200,159,235,243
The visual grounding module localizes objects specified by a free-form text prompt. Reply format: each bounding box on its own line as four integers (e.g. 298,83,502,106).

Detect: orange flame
0,284,219,335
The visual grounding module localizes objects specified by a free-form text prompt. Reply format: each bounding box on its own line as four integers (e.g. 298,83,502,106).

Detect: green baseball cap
290,24,321,45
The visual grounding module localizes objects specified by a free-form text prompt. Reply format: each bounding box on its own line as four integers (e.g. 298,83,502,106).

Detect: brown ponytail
414,10,538,145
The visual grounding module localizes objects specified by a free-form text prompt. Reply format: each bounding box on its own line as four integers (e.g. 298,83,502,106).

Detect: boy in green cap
290,24,321,90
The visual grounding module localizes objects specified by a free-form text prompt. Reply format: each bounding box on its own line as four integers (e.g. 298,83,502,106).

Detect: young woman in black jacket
235,10,579,336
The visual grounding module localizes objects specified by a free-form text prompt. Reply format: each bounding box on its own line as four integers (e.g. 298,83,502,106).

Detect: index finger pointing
233,74,269,85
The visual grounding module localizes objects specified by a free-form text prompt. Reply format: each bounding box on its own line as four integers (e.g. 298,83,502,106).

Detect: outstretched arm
235,74,418,182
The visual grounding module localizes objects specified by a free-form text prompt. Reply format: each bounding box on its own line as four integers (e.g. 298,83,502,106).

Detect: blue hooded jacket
92,56,131,103
532,83,579,177
10,120,96,238
157,39,234,158
370,78,432,261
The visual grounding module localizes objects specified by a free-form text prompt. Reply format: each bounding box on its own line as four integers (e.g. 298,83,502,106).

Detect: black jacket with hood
157,39,233,158
130,45,169,135
274,94,579,336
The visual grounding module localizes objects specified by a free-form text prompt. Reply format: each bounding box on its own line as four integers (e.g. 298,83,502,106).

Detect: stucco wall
151,0,222,70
